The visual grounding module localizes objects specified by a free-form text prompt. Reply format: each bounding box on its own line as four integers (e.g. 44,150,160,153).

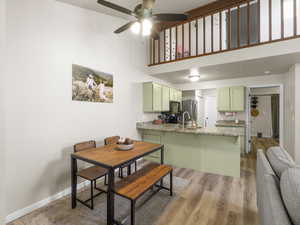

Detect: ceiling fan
97,0,188,39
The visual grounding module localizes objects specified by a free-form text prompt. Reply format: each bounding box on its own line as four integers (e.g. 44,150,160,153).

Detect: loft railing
149,0,300,66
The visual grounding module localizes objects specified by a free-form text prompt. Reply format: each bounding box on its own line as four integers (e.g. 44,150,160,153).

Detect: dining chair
104,136,137,178
74,140,107,210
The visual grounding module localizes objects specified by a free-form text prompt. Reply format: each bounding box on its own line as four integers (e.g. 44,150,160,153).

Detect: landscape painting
72,64,113,103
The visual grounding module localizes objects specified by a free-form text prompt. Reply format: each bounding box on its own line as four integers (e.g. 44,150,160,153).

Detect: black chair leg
121,167,124,178
104,175,107,185
90,180,94,210
131,200,135,225
170,171,173,196
134,161,137,172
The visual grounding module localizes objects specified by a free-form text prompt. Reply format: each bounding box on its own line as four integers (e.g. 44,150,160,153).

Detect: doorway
204,96,217,128
246,86,282,154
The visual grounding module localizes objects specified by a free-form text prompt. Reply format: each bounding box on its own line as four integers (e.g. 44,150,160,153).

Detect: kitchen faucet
182,111,191,129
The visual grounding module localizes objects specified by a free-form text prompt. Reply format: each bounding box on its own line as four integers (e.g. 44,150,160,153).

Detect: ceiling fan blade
114,21,136,34
143,0,156,9
153,13,188,22
151,31,160,40
97,0,135,16
151,24,160,40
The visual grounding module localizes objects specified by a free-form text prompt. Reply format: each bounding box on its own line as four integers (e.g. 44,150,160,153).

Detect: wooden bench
113,162,173,225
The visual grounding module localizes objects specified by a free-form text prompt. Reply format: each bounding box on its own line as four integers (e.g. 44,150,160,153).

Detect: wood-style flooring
9,155,259,225
155,155,259,225
250,137,279,157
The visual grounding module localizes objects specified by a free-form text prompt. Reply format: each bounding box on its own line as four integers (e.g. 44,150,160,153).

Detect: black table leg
107,168,115,225
160,145,164,164
160,145,164,187
71,156,78,209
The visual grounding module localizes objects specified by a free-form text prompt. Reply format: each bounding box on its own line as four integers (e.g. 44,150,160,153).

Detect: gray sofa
256,147,300,225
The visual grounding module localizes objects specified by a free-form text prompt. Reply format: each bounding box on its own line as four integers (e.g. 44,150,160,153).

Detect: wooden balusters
203,17,206,53
182,24,184,58
176,26,178,59
247,1,250,45
196,19,199,55
258,0,261,43
149,0,300,66
220,12,222,50
294,0,297,36
163,30,166,62
281,0,284,39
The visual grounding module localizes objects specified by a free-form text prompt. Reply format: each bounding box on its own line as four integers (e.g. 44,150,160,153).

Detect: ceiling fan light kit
97,0,188,38
142,19,153,36
130,21,141,34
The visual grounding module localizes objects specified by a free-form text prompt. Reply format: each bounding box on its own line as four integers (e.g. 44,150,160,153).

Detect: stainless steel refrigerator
182,99,198,123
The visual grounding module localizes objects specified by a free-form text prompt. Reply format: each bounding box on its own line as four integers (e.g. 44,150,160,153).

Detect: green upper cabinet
217,87,231,111
217,86,245,112
176,90,182,102
162,85,170,112
143,82,162,112
170,88,182,102
230,86,245,111
143,82,181,112
169,88,176,101
153,83,162,111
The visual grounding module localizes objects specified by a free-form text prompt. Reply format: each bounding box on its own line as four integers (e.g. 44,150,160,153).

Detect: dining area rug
8,176,188,225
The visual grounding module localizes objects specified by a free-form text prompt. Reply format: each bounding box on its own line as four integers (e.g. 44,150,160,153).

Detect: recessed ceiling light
188,75,200,82
188,68,200,82
264,70,271,74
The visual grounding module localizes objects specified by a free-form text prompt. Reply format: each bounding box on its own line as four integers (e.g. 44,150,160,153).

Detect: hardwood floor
155,155,259,225
250,137,279,158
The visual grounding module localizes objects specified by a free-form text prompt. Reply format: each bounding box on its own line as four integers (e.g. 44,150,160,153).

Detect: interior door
204,96,217,128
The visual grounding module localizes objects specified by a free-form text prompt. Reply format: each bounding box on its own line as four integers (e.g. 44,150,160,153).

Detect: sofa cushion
260,174,292,225
281,167,300,225
266,146,295,177
256,150,277,210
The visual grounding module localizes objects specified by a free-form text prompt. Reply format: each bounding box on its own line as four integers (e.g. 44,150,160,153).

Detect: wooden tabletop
72,141,163,169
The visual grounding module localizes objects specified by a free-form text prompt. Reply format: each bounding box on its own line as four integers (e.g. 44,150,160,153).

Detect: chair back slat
104,136,120,145
74,140,96,153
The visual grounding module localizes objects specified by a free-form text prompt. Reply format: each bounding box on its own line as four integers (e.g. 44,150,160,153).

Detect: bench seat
114,162,172,201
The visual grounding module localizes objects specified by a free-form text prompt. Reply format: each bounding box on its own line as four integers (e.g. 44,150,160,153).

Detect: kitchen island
137,122,245,177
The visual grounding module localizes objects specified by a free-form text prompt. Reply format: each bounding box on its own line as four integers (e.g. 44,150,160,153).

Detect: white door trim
246,84,284,152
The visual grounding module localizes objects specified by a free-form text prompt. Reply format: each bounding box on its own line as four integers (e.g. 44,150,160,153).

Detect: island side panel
140,129,241,178
202,135,241,178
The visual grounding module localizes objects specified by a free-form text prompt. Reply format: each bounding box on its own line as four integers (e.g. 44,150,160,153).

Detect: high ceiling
57,0,214,20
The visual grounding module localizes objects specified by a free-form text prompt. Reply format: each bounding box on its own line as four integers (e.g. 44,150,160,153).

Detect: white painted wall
3,0,170,219
250,96,273,137
281,64,300,163
0,0,6,224
294,64,300,163
284,66,296,158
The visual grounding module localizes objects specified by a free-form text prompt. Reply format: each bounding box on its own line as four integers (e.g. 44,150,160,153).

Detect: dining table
71,141,164,225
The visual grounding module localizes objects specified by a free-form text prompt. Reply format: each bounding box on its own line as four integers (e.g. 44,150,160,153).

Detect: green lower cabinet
140,130,241,178
142,133,161,163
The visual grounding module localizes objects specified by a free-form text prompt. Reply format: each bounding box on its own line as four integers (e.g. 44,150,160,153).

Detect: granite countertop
136,122,245,137
215,120,246,128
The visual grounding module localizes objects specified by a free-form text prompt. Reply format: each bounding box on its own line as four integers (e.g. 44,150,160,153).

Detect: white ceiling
57,0,214,20
151,52,300,84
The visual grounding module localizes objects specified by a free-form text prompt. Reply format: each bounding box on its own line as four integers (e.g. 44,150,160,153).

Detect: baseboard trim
5,159,144,224
5,180,90,224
